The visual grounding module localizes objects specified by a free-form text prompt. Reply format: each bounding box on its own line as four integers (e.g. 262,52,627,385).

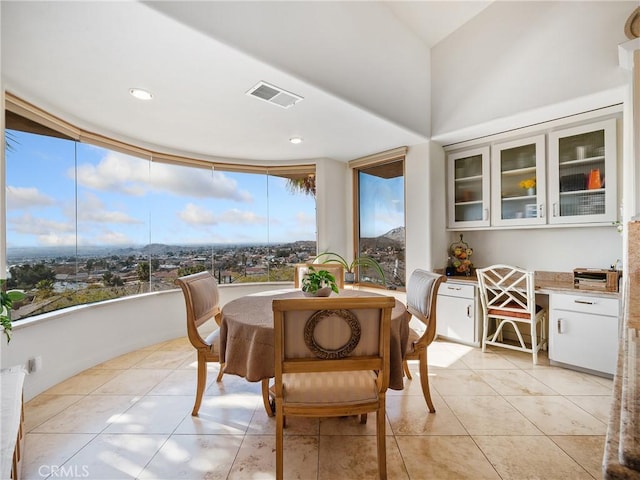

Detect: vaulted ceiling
1,1,491,163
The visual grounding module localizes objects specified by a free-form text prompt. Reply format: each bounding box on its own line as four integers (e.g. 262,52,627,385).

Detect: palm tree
286,174,315,196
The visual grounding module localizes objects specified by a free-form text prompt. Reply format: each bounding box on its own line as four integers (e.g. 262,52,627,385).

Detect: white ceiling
1,1,491,164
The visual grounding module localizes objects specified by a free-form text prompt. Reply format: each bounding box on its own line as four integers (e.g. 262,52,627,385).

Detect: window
352,150,406,289
4,101,316,320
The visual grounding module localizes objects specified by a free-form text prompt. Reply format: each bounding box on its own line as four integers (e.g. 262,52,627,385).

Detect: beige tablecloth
220,289,410,390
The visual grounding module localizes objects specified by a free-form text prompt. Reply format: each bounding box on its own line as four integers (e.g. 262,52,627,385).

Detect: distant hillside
360,226,404,250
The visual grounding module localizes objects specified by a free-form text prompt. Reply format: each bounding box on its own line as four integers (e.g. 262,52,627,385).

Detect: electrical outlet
28,356,43,373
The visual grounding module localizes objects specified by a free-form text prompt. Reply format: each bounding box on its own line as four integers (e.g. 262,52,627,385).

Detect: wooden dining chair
293,263,345,289
402,269,446,413
476,264,547,364
272,295,395,480
175,271,225,416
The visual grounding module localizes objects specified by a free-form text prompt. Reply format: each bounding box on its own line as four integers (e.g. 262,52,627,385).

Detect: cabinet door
447,146,490,228
491,135,546,226
548,118,617,224
436,292,478,346
549,308,618,375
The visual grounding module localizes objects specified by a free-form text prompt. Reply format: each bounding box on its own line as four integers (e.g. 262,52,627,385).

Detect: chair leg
262,378,275,417
216,362,225,382
192,352,207,416
377,398,387,480
418,350,435,413
276,400,284,480
482,314,489,353
403,359,413,380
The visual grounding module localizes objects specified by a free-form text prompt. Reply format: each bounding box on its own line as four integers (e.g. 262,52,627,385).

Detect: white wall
431,1,634,142
316,157,349,255
404,142,448,274
451,227,622,272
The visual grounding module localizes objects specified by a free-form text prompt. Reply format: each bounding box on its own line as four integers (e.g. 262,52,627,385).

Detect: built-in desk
438,271,621,376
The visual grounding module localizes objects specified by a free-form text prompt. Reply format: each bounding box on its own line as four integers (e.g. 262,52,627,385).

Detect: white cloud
178,203,217,225
178,204,266,226
8,213,74,235
294,211,316,227
74,152,253,202
92,231,134,245
217,209,266,225
77,192,143,225
6,186,55,210
37,233,77,247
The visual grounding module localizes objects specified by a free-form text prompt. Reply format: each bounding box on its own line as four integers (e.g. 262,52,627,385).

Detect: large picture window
353,153,405,289
5,107,316,320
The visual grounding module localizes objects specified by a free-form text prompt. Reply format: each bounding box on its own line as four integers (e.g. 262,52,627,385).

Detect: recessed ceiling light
129,88,153,101
289,137,303,144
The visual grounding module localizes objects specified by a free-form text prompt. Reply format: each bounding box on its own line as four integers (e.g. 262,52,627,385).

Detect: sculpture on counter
448,234,474,276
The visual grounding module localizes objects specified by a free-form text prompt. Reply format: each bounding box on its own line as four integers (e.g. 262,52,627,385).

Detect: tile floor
22,337,613,479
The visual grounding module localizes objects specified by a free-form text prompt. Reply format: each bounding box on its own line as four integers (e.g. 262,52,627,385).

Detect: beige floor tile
147,369,210,396
93,369,173,395
397,435,501,479
550,435,606,478
387,393,467,435
429,369,499,396
493,349,551,369
24,394,85,432
22,433,96,480
174,394,259,435
444,396,542,436
505,396,607,435
527,367,613,395
246,408,319,436
43,369,121,395
93,350,154,369
566,395,613,423
138,434,243,479
318,435,408,480
475,369,558,396
32,394,138,433
157,336,194,352
131,350,194,369
104,395,193,434
227,434,318,480
205,373,263,397
319,412,392,436
459,349,521,370
474,435,593,479
65,433,169,479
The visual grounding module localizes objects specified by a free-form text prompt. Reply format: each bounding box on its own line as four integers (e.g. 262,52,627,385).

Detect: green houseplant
1,279,26,343
314,252,386,285
301,267,339,297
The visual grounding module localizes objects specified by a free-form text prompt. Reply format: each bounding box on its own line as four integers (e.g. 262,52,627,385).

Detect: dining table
219,288,411,391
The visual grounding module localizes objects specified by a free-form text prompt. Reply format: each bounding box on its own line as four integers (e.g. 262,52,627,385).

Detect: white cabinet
491,135,546,226
436,281,481,346
549,293,620,375
445,114,619,230
447,147,490,228
547,118,617,224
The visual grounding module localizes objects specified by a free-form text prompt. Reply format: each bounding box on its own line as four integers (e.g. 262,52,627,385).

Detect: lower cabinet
436,281,481,347
549,293,620,375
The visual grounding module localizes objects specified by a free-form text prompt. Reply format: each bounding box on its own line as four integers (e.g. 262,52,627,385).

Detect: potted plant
1,279,26,343
314,252,386,285
301,267,340,297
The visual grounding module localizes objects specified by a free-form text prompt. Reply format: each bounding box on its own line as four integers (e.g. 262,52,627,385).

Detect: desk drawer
439,282,475,299
551,293,619,317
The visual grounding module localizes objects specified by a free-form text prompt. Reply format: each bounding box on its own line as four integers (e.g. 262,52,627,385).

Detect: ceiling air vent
246,81,303,109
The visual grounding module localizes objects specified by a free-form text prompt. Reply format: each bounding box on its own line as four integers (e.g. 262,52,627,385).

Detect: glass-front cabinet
447,146,490,228
548,119,617,225
491,135,546,226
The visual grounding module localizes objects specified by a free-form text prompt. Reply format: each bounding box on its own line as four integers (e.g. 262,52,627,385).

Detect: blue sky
358,171,404,238
6,130,317,247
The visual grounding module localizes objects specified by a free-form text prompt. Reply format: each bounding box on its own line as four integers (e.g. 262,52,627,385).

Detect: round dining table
219,288,411,391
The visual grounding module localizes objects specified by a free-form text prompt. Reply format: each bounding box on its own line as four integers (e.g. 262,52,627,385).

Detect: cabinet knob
553,202,559,217
539,204,544,218
466,305,471,318
557,318,563,334
574,299,594,305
